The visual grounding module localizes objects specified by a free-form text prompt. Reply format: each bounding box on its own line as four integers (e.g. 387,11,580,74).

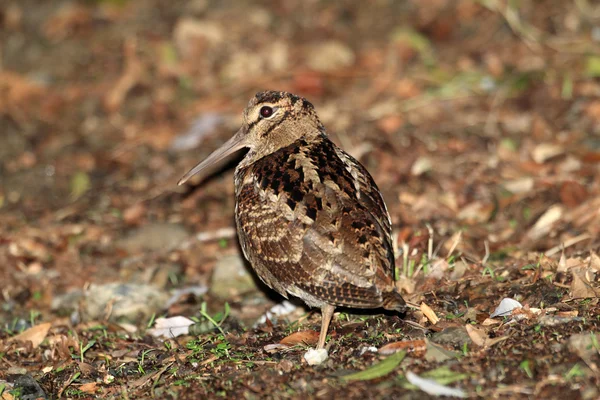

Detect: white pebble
303,348,328,365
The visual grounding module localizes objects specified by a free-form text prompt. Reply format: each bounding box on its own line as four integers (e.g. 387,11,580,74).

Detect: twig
481,240,490,266
446,231,463,260
544,233,592,257
426,223,434,262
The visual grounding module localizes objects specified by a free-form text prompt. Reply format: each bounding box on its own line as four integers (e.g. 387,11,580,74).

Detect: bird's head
178,91,323,185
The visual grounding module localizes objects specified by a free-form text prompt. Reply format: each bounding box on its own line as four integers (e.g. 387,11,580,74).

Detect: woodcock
179,91,406,349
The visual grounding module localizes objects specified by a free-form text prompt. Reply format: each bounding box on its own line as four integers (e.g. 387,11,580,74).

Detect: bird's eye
260,106,274,118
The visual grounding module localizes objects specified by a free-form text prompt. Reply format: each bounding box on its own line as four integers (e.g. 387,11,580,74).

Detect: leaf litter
0,0,599,398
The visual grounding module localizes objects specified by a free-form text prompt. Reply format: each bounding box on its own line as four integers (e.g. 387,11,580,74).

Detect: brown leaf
559,181,588,207
465,324,488,347
525,205,563,241
420,303,440,325
103,39,146,113
531,143,564,163
376,115,404,134
466,324,509,348
43,4,92,41
378,339,426,356
123,202,147,225
457,201,495,224
590,252,600,272
78,382,98,394
9,322,52,349
279,330,319,346
571,267,600,298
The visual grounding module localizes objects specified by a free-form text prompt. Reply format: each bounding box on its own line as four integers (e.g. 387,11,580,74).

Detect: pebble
303,348,328,366
210,254,257,298
118,223,189,253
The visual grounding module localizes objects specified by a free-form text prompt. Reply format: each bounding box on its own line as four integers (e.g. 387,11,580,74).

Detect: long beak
177,127,248,186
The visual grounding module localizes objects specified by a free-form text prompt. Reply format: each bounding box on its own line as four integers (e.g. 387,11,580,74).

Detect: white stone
303,348,328,365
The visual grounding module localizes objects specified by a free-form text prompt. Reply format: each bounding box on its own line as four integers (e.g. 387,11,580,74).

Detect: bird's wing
236,137,397,308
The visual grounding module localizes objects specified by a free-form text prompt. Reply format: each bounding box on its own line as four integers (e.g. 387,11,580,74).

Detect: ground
1,0,600,398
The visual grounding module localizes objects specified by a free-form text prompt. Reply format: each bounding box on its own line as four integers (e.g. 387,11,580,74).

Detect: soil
1,0,599,399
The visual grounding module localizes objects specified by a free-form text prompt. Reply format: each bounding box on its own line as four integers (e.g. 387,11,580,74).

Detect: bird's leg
317,305,335,349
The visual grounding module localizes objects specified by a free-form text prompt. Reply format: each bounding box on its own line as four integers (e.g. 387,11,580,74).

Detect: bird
178,91,406,350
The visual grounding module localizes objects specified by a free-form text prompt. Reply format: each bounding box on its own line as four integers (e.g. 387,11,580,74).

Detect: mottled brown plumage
179,91,406,349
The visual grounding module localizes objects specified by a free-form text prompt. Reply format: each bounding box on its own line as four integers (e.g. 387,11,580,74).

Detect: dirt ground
1,0,600,398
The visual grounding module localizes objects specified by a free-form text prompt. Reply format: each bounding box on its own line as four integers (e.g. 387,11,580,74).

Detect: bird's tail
382,289,407,313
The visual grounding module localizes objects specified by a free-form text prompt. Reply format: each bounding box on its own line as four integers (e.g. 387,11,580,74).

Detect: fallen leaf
341,351,406,382
424,341,461,362
378,339,427,356
70,171,91,200
147,316,195,338
9,322,52,349
457,201,494,224
503,177,534,194
279,330,319,346
570,267,600,298
78,382,98,394
589,252,600,271
531,143,564,163
481,318,501,326
411,156,432,176
376,114,404,134
420,303,440,325
525,205,563,241
490,298,523,318
559,181,588,207
405,371,466,398
465,324,487,347
263,343,290,353
103,39,146,112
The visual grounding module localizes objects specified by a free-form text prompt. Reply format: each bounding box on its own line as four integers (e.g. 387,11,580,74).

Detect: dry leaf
457,201,494,224
465,324,488,347
376,114,404,134
526,205,563,241
420,303,440,325
466,324,509,348
503,177,534,194
490,298,523,318
411,156,432,176
78,382,98,394
147,316,194,339
405,371,466,398
570,267,600,298
263,343,290,353
9,322,51,349
279,330,319,346
481,318,501,326
531,143,564,163
378,339,426,356
589,252,600,272
559,181,588,207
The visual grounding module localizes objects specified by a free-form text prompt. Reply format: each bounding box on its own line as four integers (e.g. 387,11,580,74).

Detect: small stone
210,254,257,298
51,290,84,315
81,283,169,323
11,374,48,400
118,223,189,253
306,41,355,72
173,18,223,59
303,348,328,365
430,327,471,348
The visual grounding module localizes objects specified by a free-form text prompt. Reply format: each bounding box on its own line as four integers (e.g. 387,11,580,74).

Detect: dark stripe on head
255,91,284,104
301,99,314,110
261,110,289,137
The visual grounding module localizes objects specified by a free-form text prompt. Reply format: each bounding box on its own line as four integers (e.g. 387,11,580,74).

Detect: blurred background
1,0,600,396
